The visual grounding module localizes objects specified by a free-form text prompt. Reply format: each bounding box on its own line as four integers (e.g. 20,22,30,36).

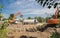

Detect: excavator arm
55,7,59,19
48,7,59,24
9,12,23,23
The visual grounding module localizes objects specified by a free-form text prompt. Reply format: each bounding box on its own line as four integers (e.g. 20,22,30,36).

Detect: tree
8,14,14,20
34,16,43,22
36,0,58,9
51,14,60,19
51,14,55,18
0,3,8,38
34,17,37,19
0,5,3,12
0,13,4,20
45,17,50,22
0,5,3,8
0,21,9,38
27,17,32,19
0,3,3,12
50,29,60,38
0,4,4,20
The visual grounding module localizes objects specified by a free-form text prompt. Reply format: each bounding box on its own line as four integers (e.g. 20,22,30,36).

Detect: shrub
0,22,9,38
50,29,60,38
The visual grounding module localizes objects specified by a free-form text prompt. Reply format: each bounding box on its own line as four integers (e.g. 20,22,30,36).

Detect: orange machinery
48,7,60,24
9,12,23,23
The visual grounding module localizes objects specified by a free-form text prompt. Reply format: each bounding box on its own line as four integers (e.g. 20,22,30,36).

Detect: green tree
0,5,3,8
36,0,58,9
34,16,43,22
34,17,37,19
45,17,50,22
51,14,55,18
8,14,14,20
0,22,9,38
0,3,8,38
0,4,4,21
0,13,4,20
50,29,60,38
27,17,32,19
0,5,3,12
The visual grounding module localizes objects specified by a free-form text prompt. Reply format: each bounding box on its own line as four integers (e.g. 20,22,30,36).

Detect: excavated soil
7,23,60,38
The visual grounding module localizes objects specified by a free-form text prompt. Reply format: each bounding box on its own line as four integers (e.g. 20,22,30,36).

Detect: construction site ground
6,23,60,38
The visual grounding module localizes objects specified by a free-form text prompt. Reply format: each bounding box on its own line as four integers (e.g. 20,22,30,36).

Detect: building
23,19,38,25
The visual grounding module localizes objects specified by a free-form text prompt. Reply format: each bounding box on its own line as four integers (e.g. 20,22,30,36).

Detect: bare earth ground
6,23,60,38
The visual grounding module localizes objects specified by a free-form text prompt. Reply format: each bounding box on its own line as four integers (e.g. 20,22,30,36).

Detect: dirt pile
7,24,60,38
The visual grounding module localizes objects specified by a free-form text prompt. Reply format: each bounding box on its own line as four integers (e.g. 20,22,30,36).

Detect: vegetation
34,16,43,22
0,13,4,21
27,16,47,23
50,32,60,38
0,29,9,38
36,0,58,9
27,17,33,19
8,14,14,20
0,5,3,8
0,4,4,21
0,5,9,37
0,22,9,38
35,16,46,22
50,29,60,38
45,17,50,22
27,16,45,22
0,0,60,38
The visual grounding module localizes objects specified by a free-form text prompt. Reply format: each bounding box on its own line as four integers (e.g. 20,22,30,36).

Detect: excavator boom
9,11,23,23
48,7,59,24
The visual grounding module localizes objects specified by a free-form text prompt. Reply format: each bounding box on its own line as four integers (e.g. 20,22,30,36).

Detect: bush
0,29,9,38
0,22,9,38
50,30,60,38
0,22,9,30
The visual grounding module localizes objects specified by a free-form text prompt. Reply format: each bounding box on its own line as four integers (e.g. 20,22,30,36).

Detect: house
23,19,38,25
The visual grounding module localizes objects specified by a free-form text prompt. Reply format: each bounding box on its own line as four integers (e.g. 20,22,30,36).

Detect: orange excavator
9,12,23,23
48,7,60,25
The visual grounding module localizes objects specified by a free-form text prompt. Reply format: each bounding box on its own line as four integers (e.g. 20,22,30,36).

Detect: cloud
23,8,55,15
28,0,35,1
9,1,22,8
7,0,41,9
17,0,35,1
5,0,42,14
2,0,55,18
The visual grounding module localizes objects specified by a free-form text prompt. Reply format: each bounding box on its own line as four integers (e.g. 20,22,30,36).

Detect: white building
23,19,38,25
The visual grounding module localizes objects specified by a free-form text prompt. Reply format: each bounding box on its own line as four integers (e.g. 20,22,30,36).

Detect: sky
0,0,56,18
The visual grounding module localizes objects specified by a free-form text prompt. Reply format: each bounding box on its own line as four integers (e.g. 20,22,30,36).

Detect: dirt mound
7,23,60,38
